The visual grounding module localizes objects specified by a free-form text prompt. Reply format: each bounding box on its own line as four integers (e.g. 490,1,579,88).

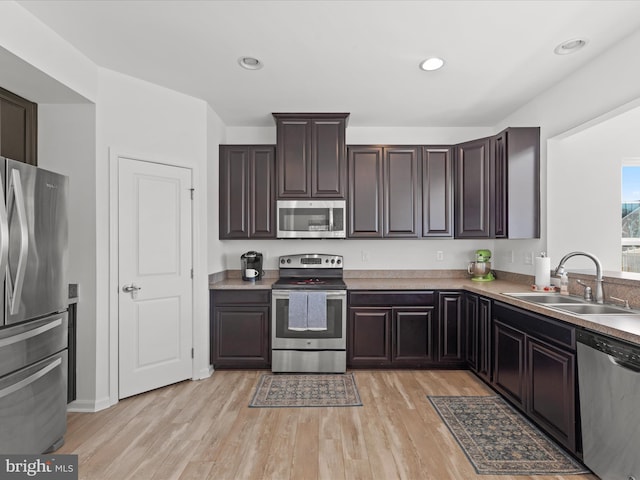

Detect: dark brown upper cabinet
348,146,383,237
384,146,421,237
455,127,539,239
348,146,420,238
422,147,453,237
493,127,540,239
219,145,276,239
455,137,491,238
0,87,37,166
273,113,349,199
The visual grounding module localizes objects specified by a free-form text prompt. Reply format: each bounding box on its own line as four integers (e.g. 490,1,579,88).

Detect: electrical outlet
524,251,534,265
507,250,514,264
436,251,444,261
361,251,370,262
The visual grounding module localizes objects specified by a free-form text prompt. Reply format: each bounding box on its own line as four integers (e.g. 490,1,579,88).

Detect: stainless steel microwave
277,200,346,238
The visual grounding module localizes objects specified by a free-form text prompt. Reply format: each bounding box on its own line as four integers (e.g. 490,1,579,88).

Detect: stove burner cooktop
295,278,325,285
274,253,345,290
273,277,346,290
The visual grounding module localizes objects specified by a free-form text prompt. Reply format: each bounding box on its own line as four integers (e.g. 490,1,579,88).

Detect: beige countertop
210,276,640,345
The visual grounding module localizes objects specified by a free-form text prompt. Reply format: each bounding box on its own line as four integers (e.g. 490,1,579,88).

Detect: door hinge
189,188,195,200
191,348,194,359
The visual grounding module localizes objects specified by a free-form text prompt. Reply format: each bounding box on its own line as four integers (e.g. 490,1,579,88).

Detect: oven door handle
272,290,346,299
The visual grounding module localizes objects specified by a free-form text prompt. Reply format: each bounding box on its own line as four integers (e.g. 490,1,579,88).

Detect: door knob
122,284,142,293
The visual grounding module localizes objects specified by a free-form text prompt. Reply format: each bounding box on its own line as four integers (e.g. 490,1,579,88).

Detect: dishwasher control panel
577,329,640,368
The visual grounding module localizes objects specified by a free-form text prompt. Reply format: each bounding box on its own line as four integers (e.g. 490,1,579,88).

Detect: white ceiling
16,0,640,127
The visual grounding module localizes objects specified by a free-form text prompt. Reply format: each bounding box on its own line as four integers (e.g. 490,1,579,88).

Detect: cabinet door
276,117,311,198
348,307,391,366
219,146,249,238
454,137,491,238
384,147,421,237
422,147,453,237
438,292,465,363
527,337,576,451
249,146,276,238
392,307,435,364
311,118,346,198
465,293,480,370
492,132,507,238
477,297,492,382
0,87,37,166
492,320,526,408
348,147,384,237
212,306,270,367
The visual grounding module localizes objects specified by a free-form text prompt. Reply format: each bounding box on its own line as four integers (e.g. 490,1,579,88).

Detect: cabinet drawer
493,302,575,350
349,291,435,307
213,289,271,305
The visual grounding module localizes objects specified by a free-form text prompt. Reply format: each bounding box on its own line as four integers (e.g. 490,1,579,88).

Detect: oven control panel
279,253,343,268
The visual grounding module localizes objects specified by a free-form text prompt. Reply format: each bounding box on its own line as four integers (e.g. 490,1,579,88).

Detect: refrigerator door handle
6,169,29,315
0,175,8,282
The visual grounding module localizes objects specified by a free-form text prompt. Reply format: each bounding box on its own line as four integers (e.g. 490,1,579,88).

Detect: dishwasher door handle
610,355,640,373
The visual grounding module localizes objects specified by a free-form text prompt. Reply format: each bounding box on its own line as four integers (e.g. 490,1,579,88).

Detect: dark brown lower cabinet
527,337,576,451
348,308,392,366
437,291,465,365
465,293,492,382
393,307,435,364
67,301,77,403
348,304,436,368
491,301,577,453
348,290,466,368
210,290,270,368
492,320,526,408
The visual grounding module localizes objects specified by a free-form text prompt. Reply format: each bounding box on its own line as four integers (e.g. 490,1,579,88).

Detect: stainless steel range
271,253,347,373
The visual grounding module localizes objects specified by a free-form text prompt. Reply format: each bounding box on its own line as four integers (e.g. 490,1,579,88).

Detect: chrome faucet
553,251,604,304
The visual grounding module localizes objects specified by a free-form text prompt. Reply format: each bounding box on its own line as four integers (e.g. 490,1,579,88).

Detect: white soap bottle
560,272,569,295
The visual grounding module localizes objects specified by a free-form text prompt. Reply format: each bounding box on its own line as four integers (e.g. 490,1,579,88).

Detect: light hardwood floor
59,370,598,480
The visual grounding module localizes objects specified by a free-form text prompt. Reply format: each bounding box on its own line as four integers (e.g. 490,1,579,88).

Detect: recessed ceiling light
554,38,588,55
238,56,263,70
419,57,445,71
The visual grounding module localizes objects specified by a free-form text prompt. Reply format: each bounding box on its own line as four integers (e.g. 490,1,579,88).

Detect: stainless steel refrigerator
0,157,69,454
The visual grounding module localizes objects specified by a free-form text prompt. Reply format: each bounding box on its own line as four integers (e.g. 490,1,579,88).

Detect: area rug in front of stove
249,373,362,408
428,395,589,475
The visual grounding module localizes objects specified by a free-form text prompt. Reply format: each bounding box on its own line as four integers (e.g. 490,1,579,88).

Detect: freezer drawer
0,350,67,453
0,312,68,378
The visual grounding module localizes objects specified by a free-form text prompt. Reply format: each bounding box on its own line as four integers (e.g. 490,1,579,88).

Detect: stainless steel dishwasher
577,329,640,480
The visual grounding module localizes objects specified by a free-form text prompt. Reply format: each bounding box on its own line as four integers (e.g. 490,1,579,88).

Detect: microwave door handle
329,207,334,232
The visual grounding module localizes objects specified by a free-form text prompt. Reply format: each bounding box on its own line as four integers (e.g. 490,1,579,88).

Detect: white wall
207,106,227,274
497,29,640,273
547,104,640,271
38,104,98,406
96,68,210,407
0,1,96,103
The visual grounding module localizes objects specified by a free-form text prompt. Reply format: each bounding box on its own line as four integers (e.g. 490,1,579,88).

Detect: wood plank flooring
59,370,598,480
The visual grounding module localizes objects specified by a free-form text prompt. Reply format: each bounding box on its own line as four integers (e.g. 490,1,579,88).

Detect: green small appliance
468,249,495,281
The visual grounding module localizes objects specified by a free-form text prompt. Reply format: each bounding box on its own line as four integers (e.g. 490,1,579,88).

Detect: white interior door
118,157,193,399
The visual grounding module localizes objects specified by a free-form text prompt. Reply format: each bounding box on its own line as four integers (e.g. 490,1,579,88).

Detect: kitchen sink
504,293,586,304
504,292,640,316
549,303,634,315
